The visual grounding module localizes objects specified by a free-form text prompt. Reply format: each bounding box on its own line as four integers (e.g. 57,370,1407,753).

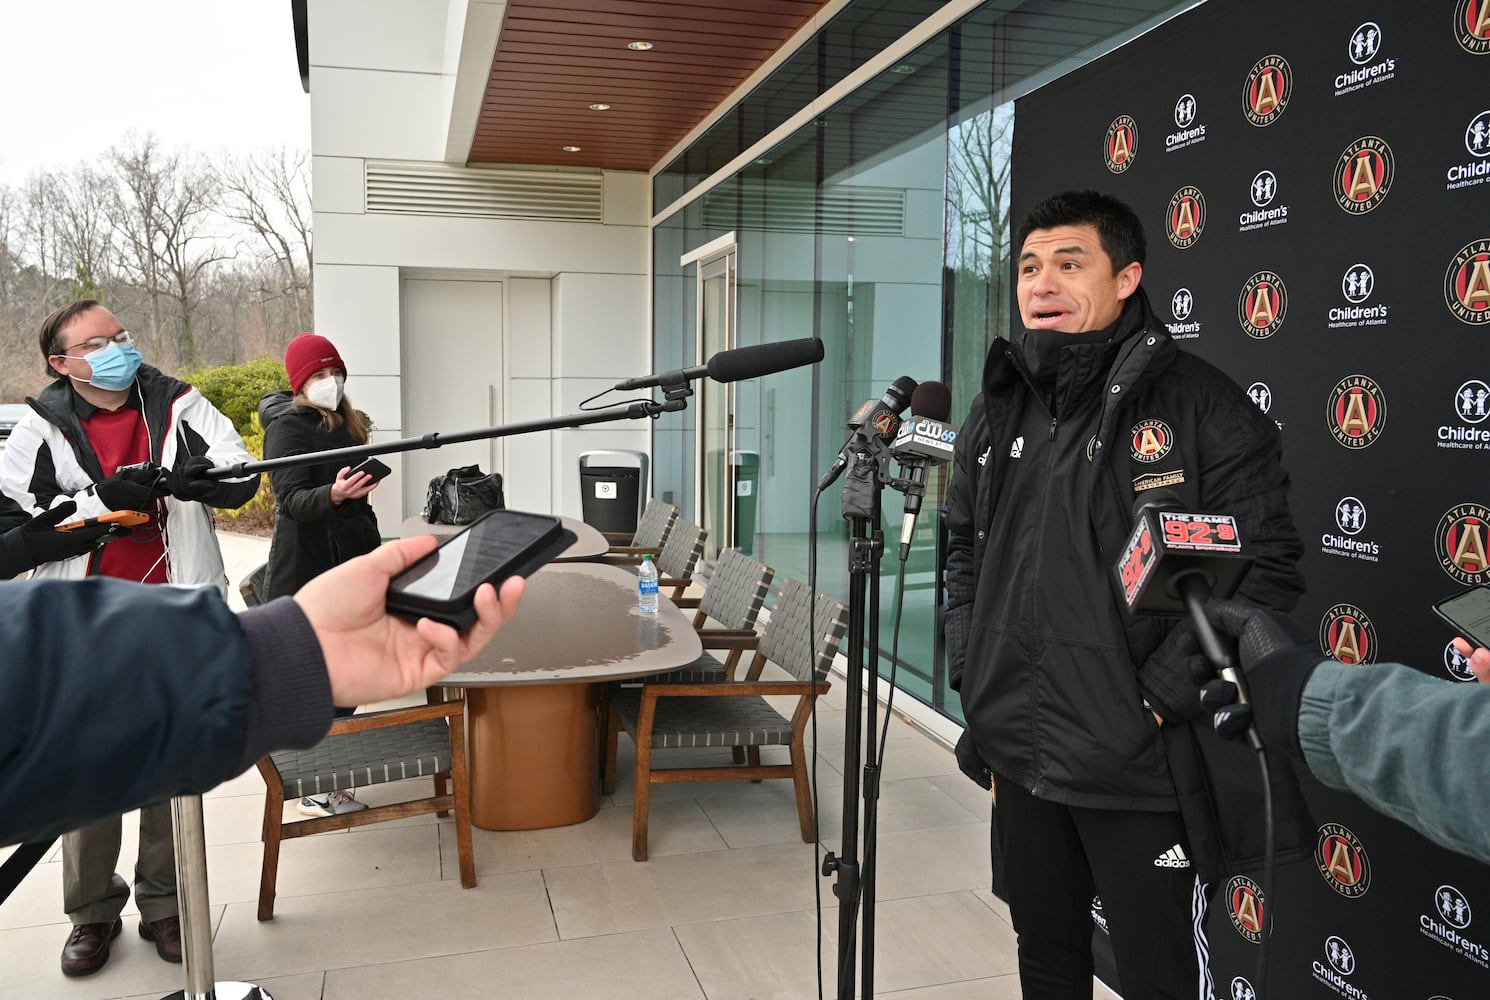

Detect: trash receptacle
733,450,759,554
578,450,649,536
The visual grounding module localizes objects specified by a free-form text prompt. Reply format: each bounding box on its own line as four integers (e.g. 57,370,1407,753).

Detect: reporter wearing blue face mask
0,300,261,979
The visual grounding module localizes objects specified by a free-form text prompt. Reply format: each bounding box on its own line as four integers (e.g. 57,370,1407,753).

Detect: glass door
697,250,736,562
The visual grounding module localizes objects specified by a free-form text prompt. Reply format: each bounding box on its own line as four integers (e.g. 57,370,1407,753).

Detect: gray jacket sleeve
1300,661,1490,864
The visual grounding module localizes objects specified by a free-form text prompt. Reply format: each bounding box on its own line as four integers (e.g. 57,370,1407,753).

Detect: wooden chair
606,578,849,861
655,517,706,600
599,498,678,560
238,565,476,921
602,549,774,775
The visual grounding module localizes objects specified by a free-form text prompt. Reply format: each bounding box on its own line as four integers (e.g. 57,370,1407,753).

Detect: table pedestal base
160,984,272,1000
465,684,601,830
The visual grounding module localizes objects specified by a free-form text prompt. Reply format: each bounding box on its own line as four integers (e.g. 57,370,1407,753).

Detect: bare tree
220,146,313,344
108,131,229,369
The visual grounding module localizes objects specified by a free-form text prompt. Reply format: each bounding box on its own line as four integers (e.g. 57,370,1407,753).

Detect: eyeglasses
55,330,133,357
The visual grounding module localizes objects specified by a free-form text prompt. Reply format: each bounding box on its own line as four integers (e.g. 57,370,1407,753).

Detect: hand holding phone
386,509,575,632
347,456,392,484
1435,584,1490,651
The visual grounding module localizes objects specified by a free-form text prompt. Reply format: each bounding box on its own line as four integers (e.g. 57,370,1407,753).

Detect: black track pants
993,774,1214,1000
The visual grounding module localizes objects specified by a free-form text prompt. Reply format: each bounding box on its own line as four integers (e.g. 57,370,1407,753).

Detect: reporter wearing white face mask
257,334,384,815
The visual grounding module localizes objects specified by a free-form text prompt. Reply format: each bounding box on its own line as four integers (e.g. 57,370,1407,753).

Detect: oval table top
437,560,702,686
400,513,609,561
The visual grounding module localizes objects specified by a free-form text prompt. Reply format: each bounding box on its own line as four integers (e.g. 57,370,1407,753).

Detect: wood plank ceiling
468,0,832,172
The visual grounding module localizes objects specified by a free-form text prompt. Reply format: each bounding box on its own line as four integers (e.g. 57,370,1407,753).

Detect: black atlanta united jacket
944,289,1310,879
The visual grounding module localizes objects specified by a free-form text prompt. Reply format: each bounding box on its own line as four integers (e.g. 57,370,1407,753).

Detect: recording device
386,509,576,632
56,510,151,531
612,337,825,391
1434,583,1490,650
817,375,918,490
890,381,954,561
347,456,392,484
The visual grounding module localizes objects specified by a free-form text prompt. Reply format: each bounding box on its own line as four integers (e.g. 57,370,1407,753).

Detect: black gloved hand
16,501,128,570
169,455,219,502
94,463,170,511
954,729,992,790
1201,597,1325,757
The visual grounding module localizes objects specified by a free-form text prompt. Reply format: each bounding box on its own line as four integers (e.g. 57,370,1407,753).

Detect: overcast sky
0,1,310,185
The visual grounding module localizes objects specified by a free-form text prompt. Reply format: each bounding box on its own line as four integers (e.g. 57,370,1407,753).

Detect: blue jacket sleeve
1300,661,1490,864
0,578,332,846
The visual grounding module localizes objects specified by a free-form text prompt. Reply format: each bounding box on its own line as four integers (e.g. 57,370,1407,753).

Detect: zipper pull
1049,416,1058,441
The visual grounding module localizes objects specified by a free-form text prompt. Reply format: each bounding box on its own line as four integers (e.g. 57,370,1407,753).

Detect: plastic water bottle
637,554,659,613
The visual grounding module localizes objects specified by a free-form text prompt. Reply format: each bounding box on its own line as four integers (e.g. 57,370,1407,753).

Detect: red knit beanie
283,333,346,395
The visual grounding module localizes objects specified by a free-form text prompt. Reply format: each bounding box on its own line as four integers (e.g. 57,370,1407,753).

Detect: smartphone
56,509,152,531
386,509,576,631
348,456,392,484
1433,583,1490,650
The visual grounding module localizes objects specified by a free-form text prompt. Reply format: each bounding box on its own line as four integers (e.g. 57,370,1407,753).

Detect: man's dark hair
38,300,103,379
1015,190,1147,271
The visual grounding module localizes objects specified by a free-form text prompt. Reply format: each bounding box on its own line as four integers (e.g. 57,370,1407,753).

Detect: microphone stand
165,381,694,1000
822,438,892,1000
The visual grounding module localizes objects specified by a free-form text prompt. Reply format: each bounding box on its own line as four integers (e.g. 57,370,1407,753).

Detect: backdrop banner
1011,1,1490,997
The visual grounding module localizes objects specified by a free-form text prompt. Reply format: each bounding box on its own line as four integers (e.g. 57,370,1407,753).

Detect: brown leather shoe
138,914,183,963
60,918,122,977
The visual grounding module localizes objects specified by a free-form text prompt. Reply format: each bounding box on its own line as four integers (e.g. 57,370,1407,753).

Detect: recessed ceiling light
755,158,773,166
589,103,611,111
562,145,582,152
627,41,654,51
891,64,917,75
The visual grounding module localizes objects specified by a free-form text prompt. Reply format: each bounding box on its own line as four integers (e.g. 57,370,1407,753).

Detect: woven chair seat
269,716,452,798
627,650,731,686
612,687,793,750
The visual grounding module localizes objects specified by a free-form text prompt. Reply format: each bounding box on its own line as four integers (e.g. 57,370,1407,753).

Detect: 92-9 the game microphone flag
1116,490,1254,617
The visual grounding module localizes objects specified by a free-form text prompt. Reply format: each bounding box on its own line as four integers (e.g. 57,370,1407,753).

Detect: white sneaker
296,790,368,817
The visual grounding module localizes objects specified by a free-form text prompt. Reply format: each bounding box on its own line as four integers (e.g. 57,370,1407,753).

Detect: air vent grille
364,161,603,221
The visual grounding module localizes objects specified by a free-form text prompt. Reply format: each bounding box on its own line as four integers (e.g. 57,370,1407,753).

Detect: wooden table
400,513,610,561
408,557,702,830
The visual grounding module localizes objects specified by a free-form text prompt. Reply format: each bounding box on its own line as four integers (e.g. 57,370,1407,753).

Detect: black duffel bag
424,465,505,524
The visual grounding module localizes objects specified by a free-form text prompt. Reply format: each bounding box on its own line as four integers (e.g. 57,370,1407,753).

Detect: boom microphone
613,337,824,391
817,375,918,491
890,382,955,561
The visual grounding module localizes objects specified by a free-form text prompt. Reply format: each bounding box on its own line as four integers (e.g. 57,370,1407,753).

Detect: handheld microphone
613,337,824,391
817,376,918,491
890,382,954,561
1114,489,1261,746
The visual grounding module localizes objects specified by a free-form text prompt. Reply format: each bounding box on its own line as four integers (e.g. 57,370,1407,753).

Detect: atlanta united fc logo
1320,603,1378,664
1328,375,1386,448
1227,875,1267,943
1238,271,1288,339
1317,823,1372,898
1242,54,1292,126
1456,0,1490,54
1445,238,1490,324
1166,186,1206,249
1335,136,1395,214
1130,419,1173,463
1105,115,1138,173
1436,503,1490,585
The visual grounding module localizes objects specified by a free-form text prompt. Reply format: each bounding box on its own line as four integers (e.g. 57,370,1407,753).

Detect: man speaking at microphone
944,190,1304,999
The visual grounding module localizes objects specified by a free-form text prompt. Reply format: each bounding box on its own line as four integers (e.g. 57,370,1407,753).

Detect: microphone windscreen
707,338,825,383
908,381,951,421
1132,487,1182,521
885,375,918,412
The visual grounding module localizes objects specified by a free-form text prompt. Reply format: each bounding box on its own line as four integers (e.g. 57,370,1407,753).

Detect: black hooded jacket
944,290,1309,872
259,392,381,600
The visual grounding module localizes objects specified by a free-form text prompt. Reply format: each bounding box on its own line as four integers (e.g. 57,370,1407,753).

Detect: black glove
94,463,170,511
1201,597,1325,757
954,729,992,790
169,454,219,502
14,502,128,571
